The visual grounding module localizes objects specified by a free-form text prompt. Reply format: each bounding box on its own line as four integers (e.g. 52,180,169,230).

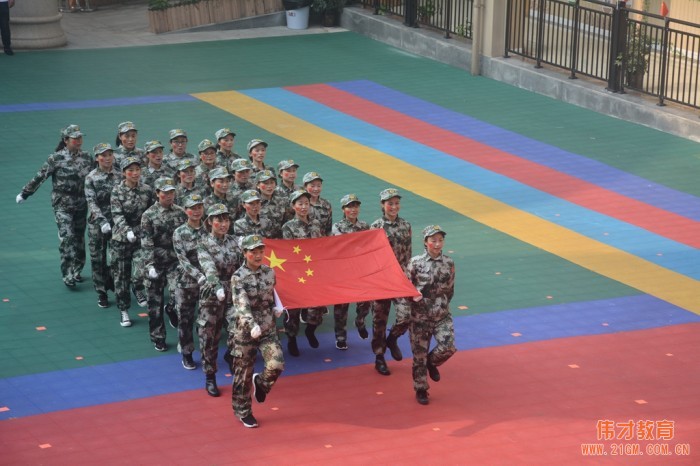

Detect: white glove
273,307,284,318
250,324,262,339
216,288,226,301
148,267,158,279
126,231,136,243
101,223,111,234
16,193,25,204
197,275,207,286
413,294,423,302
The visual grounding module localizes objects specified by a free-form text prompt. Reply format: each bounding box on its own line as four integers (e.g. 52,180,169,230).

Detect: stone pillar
482,0,507,58
10,0,67,49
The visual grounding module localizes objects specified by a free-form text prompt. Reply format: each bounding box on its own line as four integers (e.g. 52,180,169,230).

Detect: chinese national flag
262,229,420,308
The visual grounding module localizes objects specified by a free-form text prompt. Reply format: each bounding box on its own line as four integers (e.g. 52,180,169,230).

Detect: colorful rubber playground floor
1,32,699,464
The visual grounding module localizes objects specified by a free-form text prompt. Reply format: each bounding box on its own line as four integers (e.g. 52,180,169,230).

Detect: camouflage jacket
114,146,146,168
194,163,217,196
110,181,154,243
228,264,277,336
233,214,264,240
218,151,242,169
403,251,455,322
370,215,412,271
204,193,241,225
84,166,122,227
197,233,242,287
141,202,187,270
141,165,174,190
332,217,370,236
310,197,333,236
259,192,289,239
173,222,205,288
282,217,323,239
229,179,254,198
277,182,300,197
251,163,275,178
164,152,197,173
21,148,94,211
175,184,203,207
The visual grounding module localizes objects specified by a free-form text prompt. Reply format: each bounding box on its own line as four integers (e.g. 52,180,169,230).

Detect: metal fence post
657,17,670,106
405,0,418,27
535,0,546,68
569,0,580,79
606,1,626,92
444,0,452,38
504,0,512,58
373,0,379,15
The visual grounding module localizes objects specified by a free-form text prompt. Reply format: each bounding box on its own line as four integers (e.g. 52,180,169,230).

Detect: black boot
205,374,220,397
386,330,403,361
305,324,319,348
375,355,390,376
416,389,429,405
287,336,300,357
427,359,441,382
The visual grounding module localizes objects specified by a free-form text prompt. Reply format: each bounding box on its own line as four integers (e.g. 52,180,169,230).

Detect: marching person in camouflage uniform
174,159,201,207
281,190,326,357
228,234,285,428
276,159,300,196
141,140,173,189
369,188,412,376
173,193,206,370
403,225,456,405
228,159,254,197
164,129,197,173
215,128,240,168
114,121,146,168
204,167,240,226
246,139,275,177
84,143,122,308
331,194,371,350
16,124,93,287
141,177,187,352
233,189,276,240
256,170,287,239
110,156,155,327
197,203,243,397
303,172,333,236
195,139,218,197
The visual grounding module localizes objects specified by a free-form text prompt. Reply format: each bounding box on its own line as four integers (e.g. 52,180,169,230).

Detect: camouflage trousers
370,299,395,355
410,315,456,392
54,208,87,280
110,240,141,311
146,263,178,343
197,288,231,376
387,300,411,340
284,306,325,338
332,301,371,342
174,286,199,356
231,331,284,419
87,223,112,295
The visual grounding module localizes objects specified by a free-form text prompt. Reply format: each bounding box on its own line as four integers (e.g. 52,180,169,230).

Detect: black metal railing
506,0,700,110
360,0,474,39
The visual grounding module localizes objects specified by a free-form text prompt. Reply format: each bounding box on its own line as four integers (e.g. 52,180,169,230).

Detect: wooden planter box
148,0,283,34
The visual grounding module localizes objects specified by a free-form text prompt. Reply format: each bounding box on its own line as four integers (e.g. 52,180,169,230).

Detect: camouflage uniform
175,183,202,207
84,164,122,295
404,245,456,393
258,190,288,239
331,216,372,343
195,164,217,197
281,217,326,336
310,197,333,236
197,232,242,376
141,165,174,190
370,215,412,356
173,219,205,357
218,150,241,169
204,193,241,226
20,146,93,282
228,261,284,420
141,190,187,345
111,179,154,311
229,179,253,198
114,146,146,169
164,152,197,174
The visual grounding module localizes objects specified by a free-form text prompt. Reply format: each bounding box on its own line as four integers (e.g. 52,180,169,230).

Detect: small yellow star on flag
266,250,287,271
304,255,312,264
293,245,301,254
298,277,306,284
305,268,314,277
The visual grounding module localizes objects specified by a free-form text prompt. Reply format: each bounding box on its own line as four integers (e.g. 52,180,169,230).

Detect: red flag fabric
660,1,669,17
262,229,420,308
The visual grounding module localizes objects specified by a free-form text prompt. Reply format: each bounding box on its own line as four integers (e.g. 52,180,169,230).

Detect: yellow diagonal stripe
193,90,700,314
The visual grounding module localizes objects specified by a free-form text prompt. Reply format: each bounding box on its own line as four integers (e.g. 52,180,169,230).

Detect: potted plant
311,0,346,27
617,24,652,89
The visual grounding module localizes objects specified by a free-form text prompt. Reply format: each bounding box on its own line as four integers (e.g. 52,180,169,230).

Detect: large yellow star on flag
266,250,287,272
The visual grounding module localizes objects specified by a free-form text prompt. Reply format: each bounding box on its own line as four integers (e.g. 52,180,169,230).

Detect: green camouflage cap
155,177,176,192
422,224,447,239
176,159,195,172
215,128,236,140
278,159,299,172
241,234,265,251
289,189,311,205
183,193,204,208
62,124,83,139
198,139,216,153
169,128,187,140
120,156,141,171
118,121,137,134
144,140,164,153
247,139,268,152
93,143,113,156
255,170,276,183
302,171,323,185
231,159,253,172
340,193,361,208
206,203,229,217
380,188,401,201
208,167,231,181
240,189,261,203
